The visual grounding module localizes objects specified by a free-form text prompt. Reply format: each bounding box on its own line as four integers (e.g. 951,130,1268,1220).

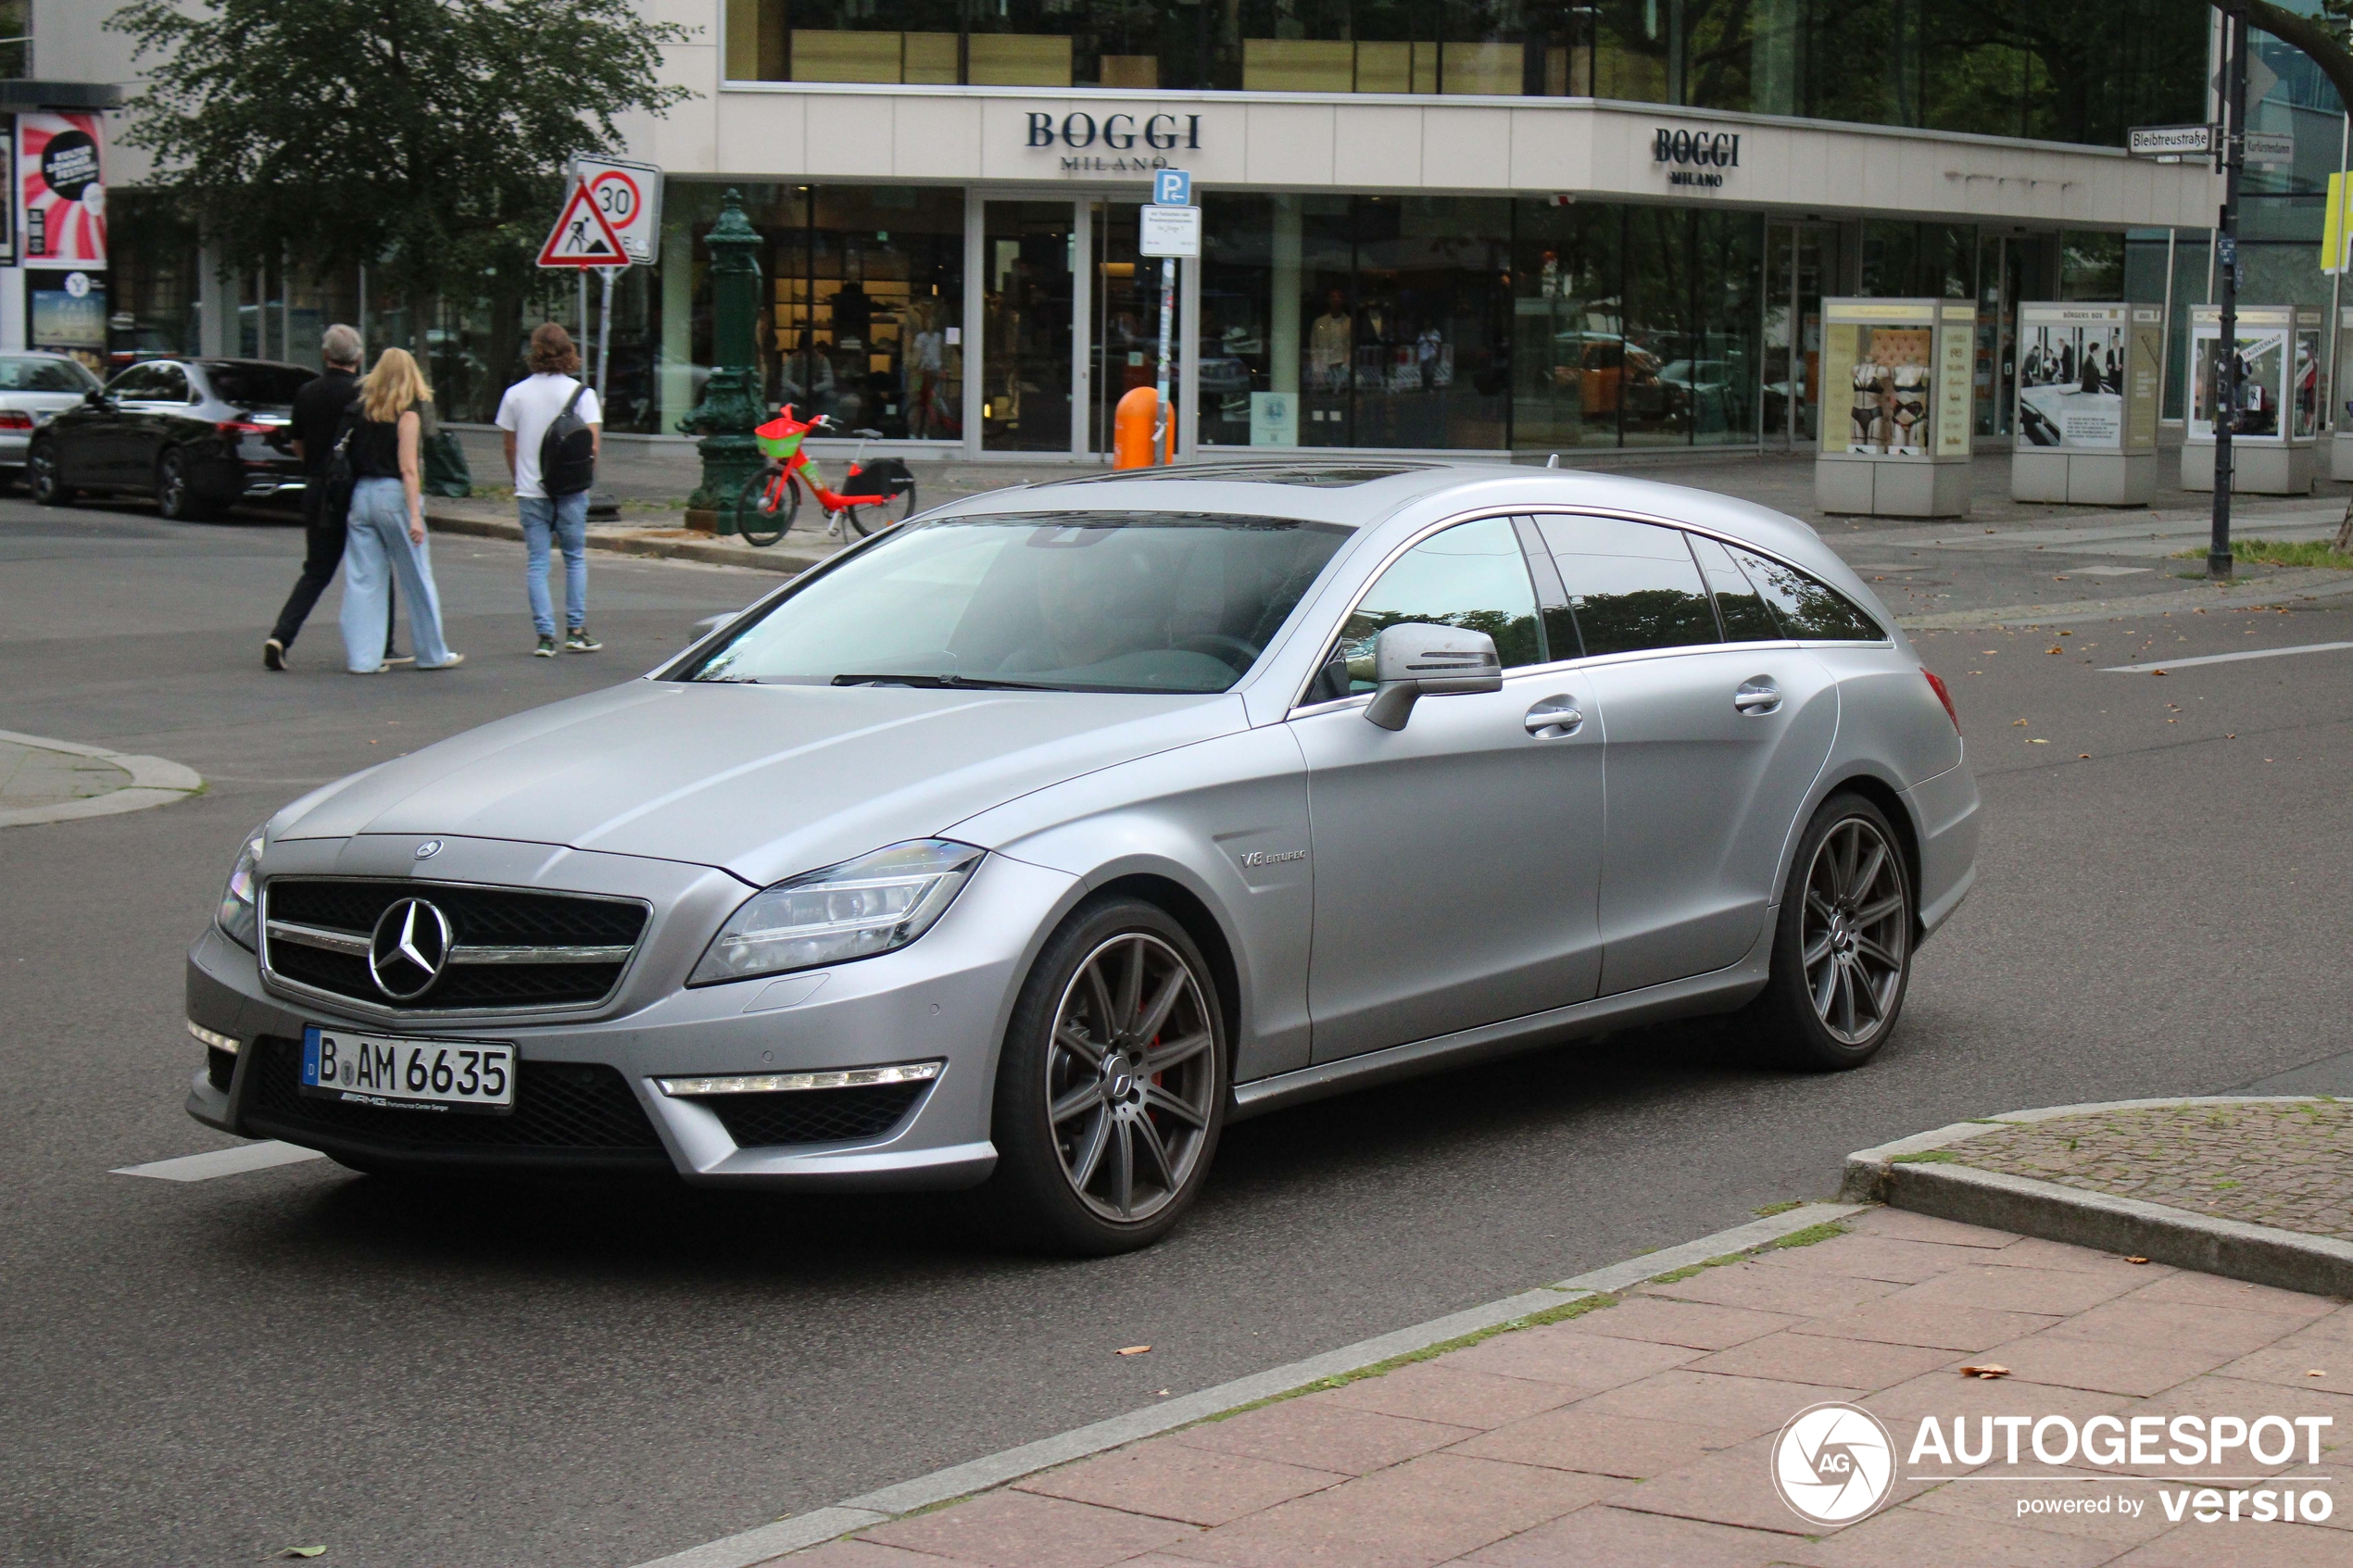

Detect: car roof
928,460,1836,568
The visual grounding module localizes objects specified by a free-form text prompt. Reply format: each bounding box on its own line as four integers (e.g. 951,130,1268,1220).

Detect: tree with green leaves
111,0,691,358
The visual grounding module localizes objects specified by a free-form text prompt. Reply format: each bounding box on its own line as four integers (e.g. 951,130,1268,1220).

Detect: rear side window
1689,535,1781,642
1730,548,1883,641
1538,515,1719,657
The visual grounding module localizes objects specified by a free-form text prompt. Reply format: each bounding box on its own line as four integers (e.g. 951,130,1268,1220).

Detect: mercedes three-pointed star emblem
368,897,453,1000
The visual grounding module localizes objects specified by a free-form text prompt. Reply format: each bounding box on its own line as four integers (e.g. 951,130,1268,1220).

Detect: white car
0,352,101,483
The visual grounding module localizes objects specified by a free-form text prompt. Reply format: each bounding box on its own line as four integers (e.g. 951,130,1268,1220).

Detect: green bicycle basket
754,416,805,461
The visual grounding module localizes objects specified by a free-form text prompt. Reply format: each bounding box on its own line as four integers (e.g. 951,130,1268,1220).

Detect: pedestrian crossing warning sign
536,180,629,270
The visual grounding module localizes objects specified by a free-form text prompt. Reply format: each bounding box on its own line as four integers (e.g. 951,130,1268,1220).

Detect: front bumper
185,837,1081,1189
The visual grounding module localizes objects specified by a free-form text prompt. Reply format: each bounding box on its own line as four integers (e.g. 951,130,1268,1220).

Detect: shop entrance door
982,201,1076,452
1762,224,1841,449
1086,200,1187,457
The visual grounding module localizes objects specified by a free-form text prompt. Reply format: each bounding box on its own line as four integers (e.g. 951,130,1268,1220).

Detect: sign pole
2213,0,2246,582
597,267,615,404
1153,258,1175,465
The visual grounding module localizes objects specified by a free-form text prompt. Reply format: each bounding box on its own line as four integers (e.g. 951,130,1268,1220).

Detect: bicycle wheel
733,467,797,546
843,480,917,539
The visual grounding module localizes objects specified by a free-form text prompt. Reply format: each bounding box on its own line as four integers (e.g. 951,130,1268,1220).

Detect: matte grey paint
189,463,1979,1189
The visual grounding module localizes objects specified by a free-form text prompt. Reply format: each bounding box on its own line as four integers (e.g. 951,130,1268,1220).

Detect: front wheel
26,440,71,506
733,466,796,546
976,897,1227,1255
1745,794,1914,1070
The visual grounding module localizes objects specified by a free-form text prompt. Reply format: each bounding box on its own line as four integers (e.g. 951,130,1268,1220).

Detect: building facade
44,2,2353,465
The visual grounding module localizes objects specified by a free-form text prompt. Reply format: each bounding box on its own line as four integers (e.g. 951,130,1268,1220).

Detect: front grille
695,1082,929,1148
245,1035,664,1157
262,878,647,1012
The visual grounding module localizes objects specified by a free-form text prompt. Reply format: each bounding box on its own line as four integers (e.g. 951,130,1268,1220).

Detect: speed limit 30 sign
566,156,663,266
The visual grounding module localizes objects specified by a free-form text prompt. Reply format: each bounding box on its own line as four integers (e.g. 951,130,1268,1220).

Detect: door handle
1733,678,1782,715
1524,696,1583,737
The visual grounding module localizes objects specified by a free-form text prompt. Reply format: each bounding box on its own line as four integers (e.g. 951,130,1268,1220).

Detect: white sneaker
417,653,466,671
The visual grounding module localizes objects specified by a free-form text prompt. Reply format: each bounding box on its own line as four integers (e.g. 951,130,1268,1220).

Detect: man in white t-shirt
496,322,605,657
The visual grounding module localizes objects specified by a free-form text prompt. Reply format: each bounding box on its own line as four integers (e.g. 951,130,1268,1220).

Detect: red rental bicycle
734,407,918,547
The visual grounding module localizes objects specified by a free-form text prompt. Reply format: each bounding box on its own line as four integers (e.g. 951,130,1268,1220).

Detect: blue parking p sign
1152,169,1192,207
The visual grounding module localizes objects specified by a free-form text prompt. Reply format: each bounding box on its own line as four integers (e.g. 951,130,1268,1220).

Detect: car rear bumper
182,850,1082,1188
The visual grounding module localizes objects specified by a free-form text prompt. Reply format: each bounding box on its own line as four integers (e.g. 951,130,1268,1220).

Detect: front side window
105,363,171,400
1730,547,1884,641
1538,515,1719,657
681,512,1351,694
1315,514,1544,700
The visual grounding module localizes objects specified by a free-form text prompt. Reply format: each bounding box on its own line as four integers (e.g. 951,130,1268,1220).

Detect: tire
975,897,1228,1255
157,449,219,521
25,440,70,506
1745,793,1915,1071
844,480,916,539
733,466,795,546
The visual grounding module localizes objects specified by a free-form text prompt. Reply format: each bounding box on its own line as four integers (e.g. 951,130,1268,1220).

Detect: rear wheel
733,466,795,546
845,481,917,538
25,439,70,505
157,448,219,521
1746,794,1914,1070
976,897,1227,1254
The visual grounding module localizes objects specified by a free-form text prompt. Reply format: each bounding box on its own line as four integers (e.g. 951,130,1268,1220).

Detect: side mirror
1364,622,1503,731
83,388,107,408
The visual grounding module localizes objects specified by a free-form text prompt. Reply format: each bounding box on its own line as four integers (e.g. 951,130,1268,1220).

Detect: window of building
0,0,28,80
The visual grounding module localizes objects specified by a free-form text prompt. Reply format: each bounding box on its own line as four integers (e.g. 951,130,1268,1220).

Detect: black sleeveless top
348,399,434,479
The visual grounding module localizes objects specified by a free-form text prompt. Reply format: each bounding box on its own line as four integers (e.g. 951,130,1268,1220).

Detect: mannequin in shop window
905,298,953,439
779,330,837,420
1309,289,1352,395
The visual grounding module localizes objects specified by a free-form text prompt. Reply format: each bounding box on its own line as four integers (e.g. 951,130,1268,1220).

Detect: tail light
0,409,34,430
218,420,273,437
1922,670,1960,734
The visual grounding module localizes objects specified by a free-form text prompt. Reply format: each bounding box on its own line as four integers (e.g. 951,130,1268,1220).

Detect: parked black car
27,358,315,521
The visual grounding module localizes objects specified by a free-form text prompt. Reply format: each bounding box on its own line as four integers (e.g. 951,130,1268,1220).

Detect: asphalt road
5,484,2351,1568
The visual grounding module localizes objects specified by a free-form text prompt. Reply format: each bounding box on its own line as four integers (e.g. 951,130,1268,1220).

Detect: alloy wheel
157,452,190,519
27,443,61,503
1045,932,1216,1223
1799,817,1909,1046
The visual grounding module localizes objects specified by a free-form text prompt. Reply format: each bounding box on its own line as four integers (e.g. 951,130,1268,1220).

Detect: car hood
271,679,1246,887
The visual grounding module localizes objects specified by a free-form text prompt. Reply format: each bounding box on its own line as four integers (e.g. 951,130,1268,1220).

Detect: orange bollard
1114,384,1173,468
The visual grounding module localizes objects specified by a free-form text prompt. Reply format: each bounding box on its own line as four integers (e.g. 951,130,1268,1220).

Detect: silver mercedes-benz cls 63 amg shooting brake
185,461,1978,1252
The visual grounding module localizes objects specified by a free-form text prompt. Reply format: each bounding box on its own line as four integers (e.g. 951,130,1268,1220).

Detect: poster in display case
1815,299,1975,517
2183,305,2319,495
2012,304,2160,504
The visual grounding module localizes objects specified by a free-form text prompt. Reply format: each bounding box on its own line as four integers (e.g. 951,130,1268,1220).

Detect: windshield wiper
831,672,1067,692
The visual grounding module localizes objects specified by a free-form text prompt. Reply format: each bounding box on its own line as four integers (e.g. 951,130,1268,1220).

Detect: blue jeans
340,479,452,671
520,492,589,637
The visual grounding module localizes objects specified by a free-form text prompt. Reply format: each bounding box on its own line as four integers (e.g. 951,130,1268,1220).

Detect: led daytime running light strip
187,1020,241,1054
657,1060,943,1097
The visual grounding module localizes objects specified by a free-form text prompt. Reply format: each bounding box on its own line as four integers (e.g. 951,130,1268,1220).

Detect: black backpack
537,383,596,496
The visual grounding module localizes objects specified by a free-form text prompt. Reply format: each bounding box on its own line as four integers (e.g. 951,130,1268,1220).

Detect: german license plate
300,1024,515,1114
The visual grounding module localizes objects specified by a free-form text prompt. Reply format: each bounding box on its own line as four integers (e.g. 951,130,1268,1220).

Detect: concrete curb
626,1200,1867,1568
1895,566,2353,630
424,508,826,577
1841,1096,2353,1299
0,728,204,829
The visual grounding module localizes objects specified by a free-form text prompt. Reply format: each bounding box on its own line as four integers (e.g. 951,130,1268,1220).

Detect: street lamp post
2213,0,2249,581
678,189,768,535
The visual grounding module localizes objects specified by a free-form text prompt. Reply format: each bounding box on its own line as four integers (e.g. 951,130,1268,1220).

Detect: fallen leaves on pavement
1116,1345,1152,1356
1958,1364,2010,1380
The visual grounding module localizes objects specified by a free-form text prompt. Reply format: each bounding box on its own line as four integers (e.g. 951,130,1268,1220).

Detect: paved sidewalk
0,728,203,829
771,1207,2352,1568
1955,1102,2353,1246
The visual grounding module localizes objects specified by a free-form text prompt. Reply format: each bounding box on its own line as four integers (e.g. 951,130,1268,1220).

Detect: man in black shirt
264,323,400,669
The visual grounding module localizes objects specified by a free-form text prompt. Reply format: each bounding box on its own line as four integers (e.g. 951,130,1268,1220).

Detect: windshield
0,356,98,393
203,363,315,408
680,511,1353,694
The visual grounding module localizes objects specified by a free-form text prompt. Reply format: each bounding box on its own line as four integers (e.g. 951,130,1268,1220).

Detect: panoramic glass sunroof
1046,461,1441,489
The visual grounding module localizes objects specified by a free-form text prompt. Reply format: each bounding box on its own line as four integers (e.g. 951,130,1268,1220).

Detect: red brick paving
765,1210,2353,1567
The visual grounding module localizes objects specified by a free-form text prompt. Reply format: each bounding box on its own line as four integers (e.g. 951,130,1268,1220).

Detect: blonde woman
338,347,463,672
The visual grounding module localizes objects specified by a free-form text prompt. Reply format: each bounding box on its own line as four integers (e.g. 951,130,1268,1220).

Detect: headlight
690,839,985,985
216,827,266,950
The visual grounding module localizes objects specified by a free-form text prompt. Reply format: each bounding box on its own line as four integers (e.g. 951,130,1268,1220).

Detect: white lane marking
113,1141,326,1182
2103,641,2353,673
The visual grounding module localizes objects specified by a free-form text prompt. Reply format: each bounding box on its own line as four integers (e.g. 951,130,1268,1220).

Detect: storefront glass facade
724,0,2204,146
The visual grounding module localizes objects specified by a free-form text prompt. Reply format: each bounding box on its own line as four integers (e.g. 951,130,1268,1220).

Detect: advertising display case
2334,306,2353,482
2182,305,2319,495
1814,298,1976,518
2011,303,2161,505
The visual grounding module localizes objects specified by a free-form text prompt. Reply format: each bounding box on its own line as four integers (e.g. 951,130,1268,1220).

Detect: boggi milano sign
1653,126,1741,188
1027,111,1202,174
